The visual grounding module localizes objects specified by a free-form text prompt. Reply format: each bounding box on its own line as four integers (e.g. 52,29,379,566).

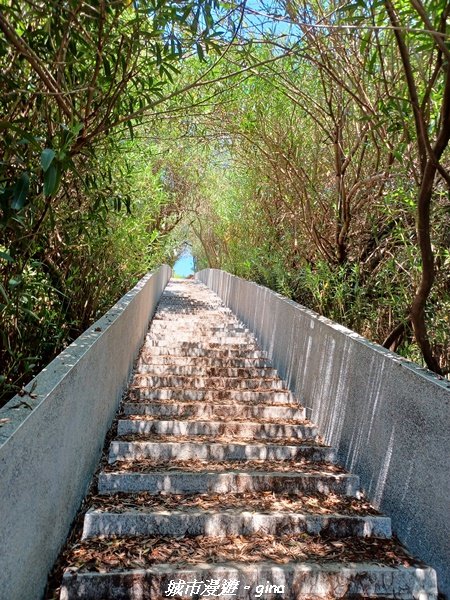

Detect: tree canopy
1,0,449,405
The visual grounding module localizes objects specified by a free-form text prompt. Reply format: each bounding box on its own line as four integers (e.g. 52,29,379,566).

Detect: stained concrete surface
197,268,450,598
0,265,171,600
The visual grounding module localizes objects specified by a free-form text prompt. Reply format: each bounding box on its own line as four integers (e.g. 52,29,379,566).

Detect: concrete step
142,346,267,358
131,375,285,391
153,308,233,315
137,355,271,368
149,325,249,334
98,470,360,496
82,509,392,539
129,388,297,405
117,419,318,440
109,440,334,463
146,332,252,342
146,336,254,346
122,402,306,420
152,316,236,323
135,365,277,378
154,308,233,315
144,341,259,352
58,279,440,600
61,562,438,599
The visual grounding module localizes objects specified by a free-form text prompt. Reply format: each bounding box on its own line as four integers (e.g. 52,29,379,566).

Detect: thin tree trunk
334,120,348,264
382,0,450,373
409,160,441,372
383,320,408,352
408,58,450,373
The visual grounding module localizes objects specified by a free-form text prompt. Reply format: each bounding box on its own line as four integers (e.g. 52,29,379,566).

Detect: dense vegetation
1,0,449,405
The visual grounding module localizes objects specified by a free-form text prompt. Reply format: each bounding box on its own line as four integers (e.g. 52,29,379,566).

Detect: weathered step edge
98,471,360,497
108,440,335,463
82,510,392,539
135,365,278,377
138,356,271,367
133,375,285,390
142,347,266,357
116,420,318,439
131,389,297,405
122,402,307,420
61,562,438,600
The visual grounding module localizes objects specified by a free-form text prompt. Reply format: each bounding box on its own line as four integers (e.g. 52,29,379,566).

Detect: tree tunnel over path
1,2,450,403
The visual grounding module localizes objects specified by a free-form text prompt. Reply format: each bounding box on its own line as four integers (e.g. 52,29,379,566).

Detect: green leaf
44,163,58,196
367,50,378,74
0,121,40,148
0,251,13,263
71,122,83,136
0,282,8,303
103,55,111,78
196,43,205,61
127,119,134,140
11,173,29,210
22,308,39,320
155,42,162,65
41,148,56,172
192,7,200,32
159,64,174,83
8,277,22,288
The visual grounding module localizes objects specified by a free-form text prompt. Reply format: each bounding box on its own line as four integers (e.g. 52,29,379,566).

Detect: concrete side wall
0,266,171,600
196,268,450,598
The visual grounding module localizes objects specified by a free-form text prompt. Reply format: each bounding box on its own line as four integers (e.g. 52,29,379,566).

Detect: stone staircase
60,279,437,599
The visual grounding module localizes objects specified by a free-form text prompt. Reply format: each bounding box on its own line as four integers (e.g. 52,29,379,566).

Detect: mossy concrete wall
0,266,171,600
197,268,450,598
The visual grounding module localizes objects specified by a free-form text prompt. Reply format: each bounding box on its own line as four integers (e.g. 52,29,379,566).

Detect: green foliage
0,137,182,404
173,13,450,373
1,0,450,403
0,0,226,405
